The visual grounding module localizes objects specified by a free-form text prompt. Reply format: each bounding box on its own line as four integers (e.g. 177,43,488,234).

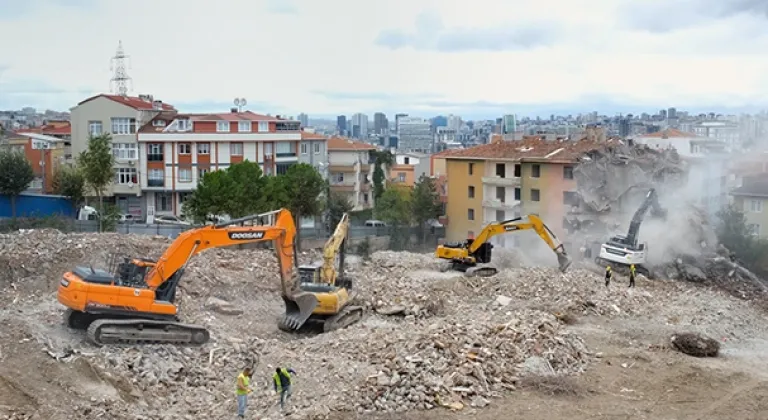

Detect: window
155,192,172,212
563,191,578,206
111,117,135,135
179,192,192,204
258,121,269,132
468,208,475,220
363,193,369,203
468,185,475,198
114,168,137,185
28,178,43,190
276,142,294,157
197,143,210,154
563,166,574,180
532,164,541,178
198,168,210,179
404,157,410,164
398,172,406,182
148,169,164,187
496,186,505,202
238,121,252,132
333,173,344,183
230,142,243,156
531,189,540,201
750,199,763,213
314,143,320,154
88,121,102,135
496,210,505,222
514,187,521,200
748,223,761,237
153,119,166,127
276,163,294,175
496,163,505,178
217,121,230,132
176,119,191,131
514,164,521,177
469,163,474,175
178,143,191,155
112,143,138,160
147,143,164,161
178,168,192,183
300,143,308,154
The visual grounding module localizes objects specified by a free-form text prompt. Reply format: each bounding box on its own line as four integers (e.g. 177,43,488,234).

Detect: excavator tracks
465,266,499,277
323,305,364,333
86,318,210,346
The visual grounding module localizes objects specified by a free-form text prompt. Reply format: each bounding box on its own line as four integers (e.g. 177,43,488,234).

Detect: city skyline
2,0,768,117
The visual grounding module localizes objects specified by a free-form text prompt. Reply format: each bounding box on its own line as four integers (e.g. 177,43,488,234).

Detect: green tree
78,133,115,232
327,191,353,231
375,186,412,250
52,165,86,215
227,160,269,216
371,150,394,202
716,204,768,273
0,149,35,218
412,174,443,243
183,169,238,223
281,163,325,251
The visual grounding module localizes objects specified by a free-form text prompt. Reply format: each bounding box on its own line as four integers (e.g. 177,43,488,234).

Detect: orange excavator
57,208,319,345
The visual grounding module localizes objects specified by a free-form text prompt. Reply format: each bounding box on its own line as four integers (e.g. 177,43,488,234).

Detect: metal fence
0,218,445,242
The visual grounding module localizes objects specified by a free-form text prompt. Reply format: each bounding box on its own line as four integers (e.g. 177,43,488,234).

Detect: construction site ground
2,230,768,420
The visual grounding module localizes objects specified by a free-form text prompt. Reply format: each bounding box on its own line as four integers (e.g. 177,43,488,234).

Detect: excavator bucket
557,253,573,273
280,292,318,331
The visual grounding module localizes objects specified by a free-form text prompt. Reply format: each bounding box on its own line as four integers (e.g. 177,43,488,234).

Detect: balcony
482,176,520,186
147,154,164,162
147,179,164,187
329,164,357,173
276,152,297,158
482,199,520,210
330,183,355,192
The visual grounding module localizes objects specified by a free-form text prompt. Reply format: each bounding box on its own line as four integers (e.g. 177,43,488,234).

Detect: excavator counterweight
436,214,572,277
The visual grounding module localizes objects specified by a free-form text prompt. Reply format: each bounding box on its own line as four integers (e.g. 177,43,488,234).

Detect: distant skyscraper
351,113,369,139
336,115,347,135
502,114,516,134
667,107,677,119
447,114,461,132
397,117,432,152
297,113,309,127
432,115,448,129
373,112,389,134
395,113,408,131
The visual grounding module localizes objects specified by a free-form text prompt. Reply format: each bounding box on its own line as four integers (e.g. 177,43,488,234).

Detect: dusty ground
2,232,768,420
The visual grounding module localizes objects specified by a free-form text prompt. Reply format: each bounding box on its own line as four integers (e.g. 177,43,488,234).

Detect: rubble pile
670,332,721,358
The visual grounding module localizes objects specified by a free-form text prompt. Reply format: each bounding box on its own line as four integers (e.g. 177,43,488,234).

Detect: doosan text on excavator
57,208,362,345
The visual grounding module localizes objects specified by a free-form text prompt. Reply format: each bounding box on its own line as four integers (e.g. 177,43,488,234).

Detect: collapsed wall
565,142,767,299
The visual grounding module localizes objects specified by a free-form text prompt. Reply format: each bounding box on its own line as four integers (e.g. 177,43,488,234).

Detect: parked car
364,220,387,227
154,215,191,226
118,214,139,224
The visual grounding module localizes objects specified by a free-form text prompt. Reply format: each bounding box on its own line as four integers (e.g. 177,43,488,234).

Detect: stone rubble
1,230,768,420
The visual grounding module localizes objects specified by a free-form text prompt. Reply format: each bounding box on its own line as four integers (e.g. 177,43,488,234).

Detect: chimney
231,107,238,113
276,115,281,119
152,100,163,110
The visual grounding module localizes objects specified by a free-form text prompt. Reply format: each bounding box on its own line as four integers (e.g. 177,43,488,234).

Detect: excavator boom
436,214,572,277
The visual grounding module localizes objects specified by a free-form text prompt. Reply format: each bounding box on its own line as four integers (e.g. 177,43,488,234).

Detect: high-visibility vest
236,372,250,396
273,368,292,391
630,265,636,275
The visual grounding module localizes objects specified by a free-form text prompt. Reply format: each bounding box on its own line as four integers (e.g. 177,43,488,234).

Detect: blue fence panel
0,193,75,218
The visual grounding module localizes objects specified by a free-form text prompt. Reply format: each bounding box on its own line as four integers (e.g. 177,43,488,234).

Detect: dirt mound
671,333,721,357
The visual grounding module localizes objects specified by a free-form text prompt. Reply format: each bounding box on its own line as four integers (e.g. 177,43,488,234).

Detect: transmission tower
110,40,133,96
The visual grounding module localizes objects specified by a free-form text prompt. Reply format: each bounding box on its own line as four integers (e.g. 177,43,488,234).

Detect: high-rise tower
110,40,132,96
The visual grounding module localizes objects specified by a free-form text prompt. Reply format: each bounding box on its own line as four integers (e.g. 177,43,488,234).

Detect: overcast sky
1,0,768,119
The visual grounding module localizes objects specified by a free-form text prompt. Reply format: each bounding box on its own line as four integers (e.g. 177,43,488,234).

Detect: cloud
375,11,562,52
619,0,768,33
264,0,299,15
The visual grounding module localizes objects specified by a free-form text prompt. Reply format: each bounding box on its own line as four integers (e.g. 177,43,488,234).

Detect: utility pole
110,40,133,96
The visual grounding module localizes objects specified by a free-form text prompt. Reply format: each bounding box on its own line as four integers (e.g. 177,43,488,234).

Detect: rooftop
301,131,327,140
78,94,176,111
443,138,617,163
16,121,71,136
731,174,768,198
327,136,377,151
636,128,699,139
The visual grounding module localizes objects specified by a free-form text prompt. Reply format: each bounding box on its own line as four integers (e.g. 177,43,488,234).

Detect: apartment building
442,139,609,243
0,132,67,193
299,131,329,175
390,152,429,186
327,137,376,210
136,110,303,216
730,174,768,239
70,94,176,216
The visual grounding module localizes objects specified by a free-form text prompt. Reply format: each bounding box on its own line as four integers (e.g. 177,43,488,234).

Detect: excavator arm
436,214,572,274
319,213,349,285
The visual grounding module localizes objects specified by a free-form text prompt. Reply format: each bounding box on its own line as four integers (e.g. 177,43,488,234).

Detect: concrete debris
670,332,721,358
1,229,767,419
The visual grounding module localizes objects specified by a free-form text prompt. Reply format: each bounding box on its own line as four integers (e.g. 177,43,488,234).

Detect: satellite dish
234,98,242,107
240,98,247,106
127,181,134,188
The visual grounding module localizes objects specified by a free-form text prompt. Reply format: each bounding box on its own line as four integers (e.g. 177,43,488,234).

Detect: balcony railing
147,179,164,187
276,152,297,158
482,176,520,186
147,154,164,162
482,199,520,210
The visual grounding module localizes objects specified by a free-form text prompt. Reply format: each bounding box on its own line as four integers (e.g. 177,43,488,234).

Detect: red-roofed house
327,137,377,210
70,94,178,217
136,110,305,216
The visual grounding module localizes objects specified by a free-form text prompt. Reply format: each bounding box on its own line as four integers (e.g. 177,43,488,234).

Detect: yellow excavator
436,214,572,277
281,212,363,332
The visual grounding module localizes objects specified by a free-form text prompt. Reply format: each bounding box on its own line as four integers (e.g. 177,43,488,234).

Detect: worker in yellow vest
273,366,297,410
629,264,636,288
235,367,253,418
605,265,612,287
